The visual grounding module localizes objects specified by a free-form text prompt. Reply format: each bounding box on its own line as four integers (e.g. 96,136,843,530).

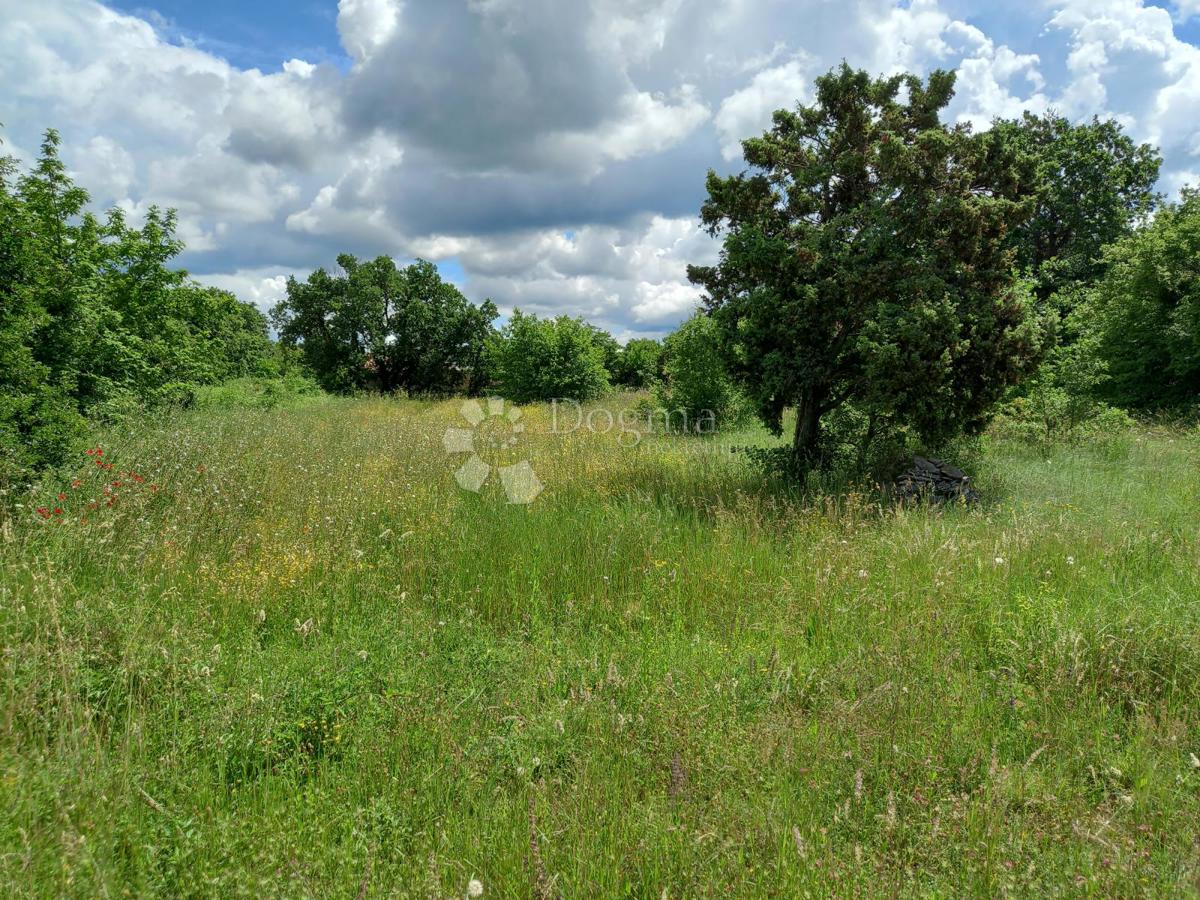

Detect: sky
3,0,1200,339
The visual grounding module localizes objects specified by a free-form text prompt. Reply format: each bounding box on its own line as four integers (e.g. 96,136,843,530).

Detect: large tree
688,65,1044,468
991,112,1161,307
272,256,497,395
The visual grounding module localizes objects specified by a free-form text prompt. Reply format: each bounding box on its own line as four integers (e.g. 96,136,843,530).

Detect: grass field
2,395,1199,897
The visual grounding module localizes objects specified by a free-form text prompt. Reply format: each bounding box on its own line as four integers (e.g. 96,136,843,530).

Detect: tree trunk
792,389,824,470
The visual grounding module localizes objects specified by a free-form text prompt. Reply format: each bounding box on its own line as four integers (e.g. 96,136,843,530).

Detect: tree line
4,62,1199,490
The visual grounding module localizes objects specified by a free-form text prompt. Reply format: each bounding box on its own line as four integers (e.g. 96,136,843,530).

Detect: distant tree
688,64,1044,470
487,311,611,404
655,314,743,431
272,256,497,395
1086,187,1200,410
992,112,1161,307
615,338,664,388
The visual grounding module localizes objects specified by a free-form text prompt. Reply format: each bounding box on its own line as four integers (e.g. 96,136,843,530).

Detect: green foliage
1086,188,1200,411
613,338,664,388
654,313,746,432
271,255,497,395
486,311,611,403
992,112,1162,307
588,326,623,384
689,65,1045,470
191,375,323,411
0,129,277,488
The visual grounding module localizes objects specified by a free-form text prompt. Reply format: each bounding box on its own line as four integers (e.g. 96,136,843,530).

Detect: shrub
654,313,747,433
1088,188,1200,411
487,311,611,404
614,338,664,389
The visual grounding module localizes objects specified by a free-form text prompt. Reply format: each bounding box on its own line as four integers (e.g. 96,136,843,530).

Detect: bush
487,311,611,404
0,386,87,494
192,375,323,411
614,338,663,389
1088,188,1200,411
654,313,747,433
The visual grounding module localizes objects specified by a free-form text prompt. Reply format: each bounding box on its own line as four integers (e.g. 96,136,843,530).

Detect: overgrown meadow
2,395,1199,896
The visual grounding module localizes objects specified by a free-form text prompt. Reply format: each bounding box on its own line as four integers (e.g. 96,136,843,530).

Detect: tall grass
1,397,1198,896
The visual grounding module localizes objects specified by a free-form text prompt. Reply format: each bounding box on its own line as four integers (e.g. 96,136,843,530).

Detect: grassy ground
1,395,1199,897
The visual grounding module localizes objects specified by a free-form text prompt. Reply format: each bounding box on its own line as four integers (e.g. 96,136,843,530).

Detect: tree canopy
1084,188,1200,410
992,112,1161,307
688,64,1045,468
271,256,497,395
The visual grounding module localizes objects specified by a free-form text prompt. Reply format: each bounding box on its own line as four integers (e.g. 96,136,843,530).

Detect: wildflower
57,493,66,501
1066,556,1075,566
994,556,1005,566
71,480,82,489
36,507,51,519
467,878,484,897
53,508,62,516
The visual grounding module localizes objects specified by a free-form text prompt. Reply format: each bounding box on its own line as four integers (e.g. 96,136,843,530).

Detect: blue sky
3,0,1200,338
108,1,348,70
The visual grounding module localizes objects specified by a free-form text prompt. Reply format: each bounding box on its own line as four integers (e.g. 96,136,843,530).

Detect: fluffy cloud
1048,0,1200,174
409,216,719,335
715,59,811,159
194,270,296,314
339,0,712,175
2,0,1200,337
337,0,402,63
1175,1,1200,21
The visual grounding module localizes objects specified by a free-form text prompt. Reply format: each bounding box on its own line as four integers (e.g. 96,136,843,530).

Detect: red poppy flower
71,480,82,489
36,507,51,519
58,493,67,501
53,508,62,516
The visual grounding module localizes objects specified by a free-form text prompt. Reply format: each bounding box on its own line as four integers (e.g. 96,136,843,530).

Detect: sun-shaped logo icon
442,398,543,504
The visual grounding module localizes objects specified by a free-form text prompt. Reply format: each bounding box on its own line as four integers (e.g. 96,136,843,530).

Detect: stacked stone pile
894,456,980,504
